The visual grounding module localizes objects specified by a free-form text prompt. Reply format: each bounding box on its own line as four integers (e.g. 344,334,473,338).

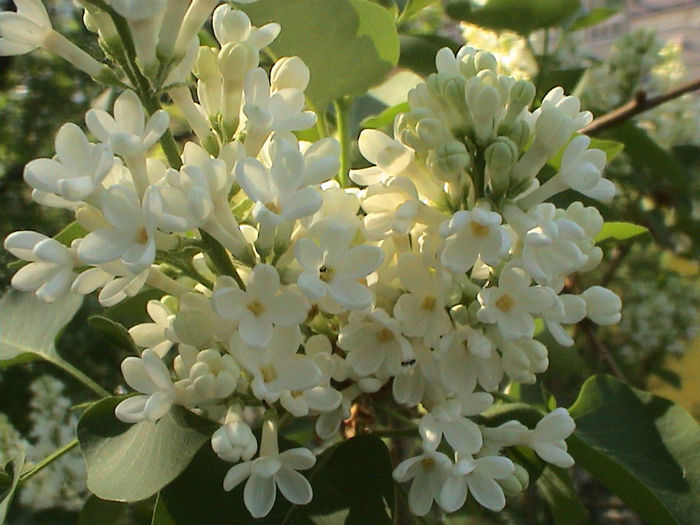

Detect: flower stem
334,97,353,188
50,358,111,398
200,230,246,289
19,439,79,484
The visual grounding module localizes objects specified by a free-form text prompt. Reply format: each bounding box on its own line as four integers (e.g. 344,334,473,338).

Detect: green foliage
77,397,216,503
78,496,129,525
0,290,82,368
152,434,394,524
399,33,460,76
536,466,589,525
569,7,618,31
361,102,410,129
87,316,139,356
569,375,700,525
241,0,400,112
595,222,649,243
0,451,25,524
445,0,581,35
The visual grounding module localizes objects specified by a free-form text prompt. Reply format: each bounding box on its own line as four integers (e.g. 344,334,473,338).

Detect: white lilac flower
212,4,279,49
477,266,557,340
128,299,176,357
440,455,515,512
242,68,316,156
582,286,622,325
419,399,483,455
212,263,309,348
172,289,236,349
542,294,586,347
295,225,383,311
223,419,316,518
392,449,452,516
349,129,414,186
4,231,77,302
438,326,502,394
514,204,589,289
173,346,240,406
211,421,257,463
392,341,440,407
231,326,321,404
271,56,310,92
279,384,342,418
338,308,414,377
0,0,107,78
115,349,177,423
393,252,452,345
440,207,510,273
86,90,170,196
522,408,575,468
23,123,113,205
235,148,322,245
77,185,161,274
495,336,549,384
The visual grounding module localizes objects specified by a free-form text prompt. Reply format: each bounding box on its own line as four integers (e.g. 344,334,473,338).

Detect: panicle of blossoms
3,1,623,519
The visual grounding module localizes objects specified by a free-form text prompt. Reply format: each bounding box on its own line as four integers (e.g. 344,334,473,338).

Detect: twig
580,78,700,136
580,320,628,383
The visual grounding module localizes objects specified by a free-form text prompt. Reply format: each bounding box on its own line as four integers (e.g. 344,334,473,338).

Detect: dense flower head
1,2,624,519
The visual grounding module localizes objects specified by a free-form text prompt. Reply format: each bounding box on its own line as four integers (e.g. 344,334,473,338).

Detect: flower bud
474,50,498,72
498,463,530,496
582,286,622,325
218,42,258,83
503,118,530,150
211,421,257,462
271,56,310,92
429,140,470,182
485,137,518,196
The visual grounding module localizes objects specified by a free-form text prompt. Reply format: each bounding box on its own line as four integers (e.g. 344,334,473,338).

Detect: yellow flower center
265,202,280,214
261,365,277,383
376,327,395,342
470,220,490,238
421,457,435,470
496,293,515,312
319,265,334,282
246,300,266,317
136,227,149,244
421,295,437,311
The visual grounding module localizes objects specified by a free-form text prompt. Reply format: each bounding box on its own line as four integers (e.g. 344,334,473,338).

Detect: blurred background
0,0,698,523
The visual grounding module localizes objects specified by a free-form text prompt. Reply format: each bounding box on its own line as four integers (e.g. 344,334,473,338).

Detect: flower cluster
3,1,622,519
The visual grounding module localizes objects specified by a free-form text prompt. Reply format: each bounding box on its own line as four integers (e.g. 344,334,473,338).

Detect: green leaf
241,0,400,111
536,67,586,100
361,102,409,129
445,0,581,35
79,496,130,525
0,290,82,368
102,288,163,327
547,135,624,170
398,33,460,76
153,434,394,524
569,375,700,525
0,451,25,524
54,221,88,246
400,0,439,23
595,222,649,242
537,466,589,525
569,7,618,31
77,397,215,503
88,315,139,355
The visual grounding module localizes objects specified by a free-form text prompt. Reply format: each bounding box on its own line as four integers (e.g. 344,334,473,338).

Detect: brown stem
580,78,700,136
581,320,629,383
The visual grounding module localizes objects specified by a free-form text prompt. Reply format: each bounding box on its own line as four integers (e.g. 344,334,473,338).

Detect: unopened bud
271,56,310,91
218,42,258,83
193,46,219,80
503,119,530,150
499,463,529,496
485,137,518,196
474,50,498,72
211,421,257,463
430,140,470,181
